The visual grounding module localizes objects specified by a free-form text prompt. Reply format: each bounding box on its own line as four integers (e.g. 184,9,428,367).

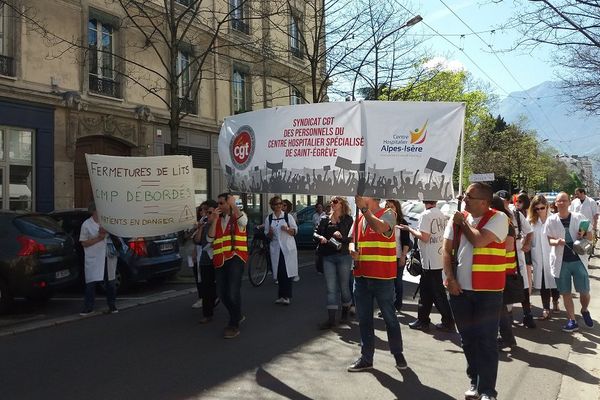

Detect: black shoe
408,319,430,331
523,314,537,329
395,353,408,370
497,338,516,352
103,307,119,315
347,357,373,372
435,322,456,332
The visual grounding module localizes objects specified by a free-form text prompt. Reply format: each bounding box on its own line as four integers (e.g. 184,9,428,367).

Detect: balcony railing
89,75,121,98
178,97,197,115
0,55,15,77
231,19,250,34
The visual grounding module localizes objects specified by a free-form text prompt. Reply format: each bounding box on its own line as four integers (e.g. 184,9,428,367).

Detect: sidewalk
558,249,600,400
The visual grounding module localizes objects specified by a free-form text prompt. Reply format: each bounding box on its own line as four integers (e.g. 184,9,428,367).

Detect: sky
407,0,557,98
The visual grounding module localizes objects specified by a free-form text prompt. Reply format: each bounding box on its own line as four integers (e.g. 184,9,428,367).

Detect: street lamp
351,15,423,100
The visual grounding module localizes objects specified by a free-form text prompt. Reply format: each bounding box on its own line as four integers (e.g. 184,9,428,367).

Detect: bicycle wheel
248,248,269,287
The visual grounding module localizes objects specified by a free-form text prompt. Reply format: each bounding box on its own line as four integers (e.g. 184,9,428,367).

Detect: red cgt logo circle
230,125,255,169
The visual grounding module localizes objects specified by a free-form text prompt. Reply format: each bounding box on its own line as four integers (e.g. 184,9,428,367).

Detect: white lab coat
530,219,556,289
264,212,298,279
79,217,117,283
543,212,590,278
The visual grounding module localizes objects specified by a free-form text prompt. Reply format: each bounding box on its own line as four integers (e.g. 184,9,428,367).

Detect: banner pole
458,128,464,196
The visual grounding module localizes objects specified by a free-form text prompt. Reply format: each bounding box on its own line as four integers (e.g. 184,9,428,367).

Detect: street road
0,259,598,400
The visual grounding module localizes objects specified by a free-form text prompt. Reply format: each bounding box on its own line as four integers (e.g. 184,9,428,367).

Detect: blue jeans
215,256,244,328
354,277,403,363
450,291,503,398
322,253,353,310
394,259,404,310
84,278,116,311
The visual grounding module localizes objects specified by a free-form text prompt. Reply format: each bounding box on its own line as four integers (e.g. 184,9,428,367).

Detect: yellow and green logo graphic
410,121,428,144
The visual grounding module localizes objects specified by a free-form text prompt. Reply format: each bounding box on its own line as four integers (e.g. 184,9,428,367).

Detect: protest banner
218,101,465,200
85,154,196,237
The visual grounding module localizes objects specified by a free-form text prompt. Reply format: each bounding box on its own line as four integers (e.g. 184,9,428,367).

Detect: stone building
0,0,324,212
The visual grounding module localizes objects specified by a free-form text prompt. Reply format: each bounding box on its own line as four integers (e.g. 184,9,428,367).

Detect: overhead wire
435,0,574,153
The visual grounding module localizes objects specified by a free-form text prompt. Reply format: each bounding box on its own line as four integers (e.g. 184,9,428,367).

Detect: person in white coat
265,196,298,305
527,195,560,320
79,202,118,315
544,192,594,332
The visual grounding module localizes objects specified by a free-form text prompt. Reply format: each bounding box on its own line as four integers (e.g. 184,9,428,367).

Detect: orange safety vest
455,209,507,291
353,208,397,280
505,248,517,275
212,215,248,268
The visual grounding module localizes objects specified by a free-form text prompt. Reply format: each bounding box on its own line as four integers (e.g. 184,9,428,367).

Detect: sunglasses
272,202,282,206
218,201,226,205
534,206,546,211
331,199,339,204
464,193,484,200
206,211,213,214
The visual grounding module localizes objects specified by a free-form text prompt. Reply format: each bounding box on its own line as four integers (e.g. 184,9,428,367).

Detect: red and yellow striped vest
353,208,397,280
212,215,248,268
471,209,507,291
505,244,517,276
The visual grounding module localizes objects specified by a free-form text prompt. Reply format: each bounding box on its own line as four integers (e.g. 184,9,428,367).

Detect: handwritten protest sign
85,154,196,237
219,101,465,200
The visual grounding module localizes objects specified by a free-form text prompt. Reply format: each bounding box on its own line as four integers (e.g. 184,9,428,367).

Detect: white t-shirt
512,211,533,287
443,210,509,290
417,207,447,270
569,196,598,223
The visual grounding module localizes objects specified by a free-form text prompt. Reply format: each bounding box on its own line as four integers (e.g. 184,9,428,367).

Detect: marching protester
207,193,248,339
569,188,598,250
314,196,354,329
400,200,454,332
79,202,119,315
527,195,560,319
385,199,411,313
491,195,519,352
443,183,509,400
190,202,207,309
348,196,407,372
544,192,594,332
265,196,298,305
195,200,219,324
312,203,326,227
497,190,536,328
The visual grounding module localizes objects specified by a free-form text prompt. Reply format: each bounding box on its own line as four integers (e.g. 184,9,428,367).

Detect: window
232,68,250,114
0,2,15,76
88,17,120,97
0,128,34,211
177,50,197,114
230,0,249,34
290,14,303,58
290,87,303,105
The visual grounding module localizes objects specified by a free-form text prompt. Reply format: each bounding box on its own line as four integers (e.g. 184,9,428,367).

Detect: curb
0,288,197,338
557,248,600,400
0,260,318,337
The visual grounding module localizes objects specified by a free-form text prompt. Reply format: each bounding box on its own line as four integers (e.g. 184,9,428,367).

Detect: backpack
269,212,290,226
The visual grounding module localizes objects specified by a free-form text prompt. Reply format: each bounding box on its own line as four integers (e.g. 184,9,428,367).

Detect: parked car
294,205,319,248
49,209,182,291
0,211,79,313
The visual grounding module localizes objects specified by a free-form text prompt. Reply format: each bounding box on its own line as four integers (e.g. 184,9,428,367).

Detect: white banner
85,154,196,237
219,101,465,200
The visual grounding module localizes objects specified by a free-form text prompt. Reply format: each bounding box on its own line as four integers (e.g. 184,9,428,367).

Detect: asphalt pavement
0,248,598,400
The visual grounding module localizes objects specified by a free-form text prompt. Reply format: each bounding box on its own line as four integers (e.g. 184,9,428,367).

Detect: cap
495,190,510,201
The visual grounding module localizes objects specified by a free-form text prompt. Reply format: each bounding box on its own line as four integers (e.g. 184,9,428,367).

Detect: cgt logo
230,125,255,169
410,121,428,144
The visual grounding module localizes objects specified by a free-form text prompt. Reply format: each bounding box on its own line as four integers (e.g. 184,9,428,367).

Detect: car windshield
14,215,63,238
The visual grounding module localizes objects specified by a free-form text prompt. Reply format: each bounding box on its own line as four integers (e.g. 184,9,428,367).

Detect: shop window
0,128,34,211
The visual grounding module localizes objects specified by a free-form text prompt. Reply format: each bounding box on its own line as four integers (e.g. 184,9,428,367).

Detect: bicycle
247,227,272,287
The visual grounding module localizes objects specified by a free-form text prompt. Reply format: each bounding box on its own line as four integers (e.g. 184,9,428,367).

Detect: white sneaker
192,299,203,309
293,276,300,282
282,298,291,305
275,297,285,304
464,384,479,400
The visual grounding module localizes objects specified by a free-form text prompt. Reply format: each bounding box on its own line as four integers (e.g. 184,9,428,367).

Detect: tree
4,0,266,153
509,0,600,114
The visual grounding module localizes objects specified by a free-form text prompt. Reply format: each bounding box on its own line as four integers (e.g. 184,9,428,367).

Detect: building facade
0,0,324,213
556,154,597,196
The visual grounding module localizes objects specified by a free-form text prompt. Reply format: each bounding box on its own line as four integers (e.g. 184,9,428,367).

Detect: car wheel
0,278,14,314
100,266,131,293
